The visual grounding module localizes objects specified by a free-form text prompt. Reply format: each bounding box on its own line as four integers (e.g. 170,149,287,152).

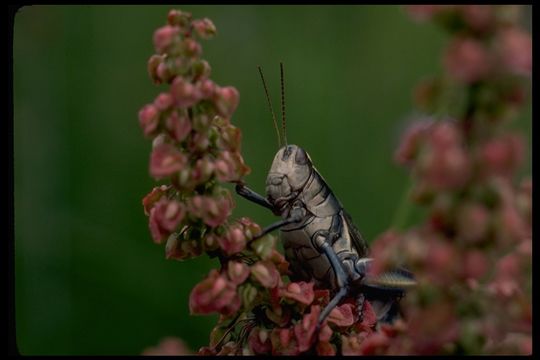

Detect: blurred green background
13,5,531,355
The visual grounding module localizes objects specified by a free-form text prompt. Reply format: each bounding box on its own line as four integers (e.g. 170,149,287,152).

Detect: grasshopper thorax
266,144,312,210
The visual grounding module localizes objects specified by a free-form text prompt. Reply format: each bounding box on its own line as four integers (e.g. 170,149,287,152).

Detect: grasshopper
236,63,415,327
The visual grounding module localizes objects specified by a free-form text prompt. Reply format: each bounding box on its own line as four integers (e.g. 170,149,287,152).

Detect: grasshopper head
266,144,312,209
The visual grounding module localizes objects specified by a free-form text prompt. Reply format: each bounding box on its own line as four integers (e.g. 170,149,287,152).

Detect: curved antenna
280,62,288,145
257,66,282,148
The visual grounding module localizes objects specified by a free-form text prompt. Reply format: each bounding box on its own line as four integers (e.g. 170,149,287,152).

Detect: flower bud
251,261,280,288
227,260,250,285
196,79,217,100
496,27,532,76
455,202,490,245
165,110,192,143
149,143,187,179
192,18,217,39
153,25,180,54
213,86,240,118
149,199,185,243
156,61,171,83
138,103,160,137
142,185,170,216
279,281,314,305
192,60,212,81
153,92,173,111
167,9,192,29
443,37,490,84
182,38,202,58
147,54,164,84
171,76,201,108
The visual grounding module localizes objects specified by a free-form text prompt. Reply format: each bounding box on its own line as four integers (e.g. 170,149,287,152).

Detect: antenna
280,62,288,145
258,66,282,148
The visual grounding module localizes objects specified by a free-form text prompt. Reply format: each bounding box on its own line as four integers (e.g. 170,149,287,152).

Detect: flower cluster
370,5,531,355
139,9,251,250
139,9,423,356
139,7,530,355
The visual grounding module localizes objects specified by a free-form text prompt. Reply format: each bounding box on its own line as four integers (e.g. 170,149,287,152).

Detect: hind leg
312,233,352,327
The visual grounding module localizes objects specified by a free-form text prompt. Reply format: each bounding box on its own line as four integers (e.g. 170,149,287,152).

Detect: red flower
147,54,164,84
149,143,187,179
358,332,391,355
443,37,490,83
279,281,314,305
153,92,173,111
213,86,240,119
167,9,191,29
496,27,532,76
327,302,355,328
188,194,233,228
171,76,201,108
215,150,251,182
227,260,250,285
189,269,241,315
165,110,192,143
153,25,180,54
217,123,242,152
251,261,280,288
294,305,320,352
405,5,450,22
247,327,272,354
138,103,160,137
217,225,246,255
148,199,185,244
269,249,290,275
341,331,370,355
417,121,471,190
142,185,170,216
196,78,217,99
142,337,192,355
355,299,378,332
479,134,525,179
192,156,214,184
270,327,299,355
461,5,494,32
462,249,489,281
316,341,336,356
455,202,490,245
192,18,217,39
394,120,432,166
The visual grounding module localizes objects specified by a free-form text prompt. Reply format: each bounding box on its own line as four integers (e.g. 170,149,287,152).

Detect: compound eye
295,148,308,165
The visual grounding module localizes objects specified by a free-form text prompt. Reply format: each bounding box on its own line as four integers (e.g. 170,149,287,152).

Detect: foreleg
235,183,274,212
